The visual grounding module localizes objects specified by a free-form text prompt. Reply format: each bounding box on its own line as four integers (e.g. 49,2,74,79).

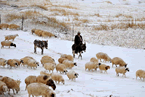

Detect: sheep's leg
116,73,119,76
12,89,16,95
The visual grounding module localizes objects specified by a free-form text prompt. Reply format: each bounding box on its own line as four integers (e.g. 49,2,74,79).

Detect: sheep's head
20,60,24,63
105,66,110,70
3,85,8,92
36,62,39,66
43,75,49,80
15,62,18,66
47,90,56,97
74,73,79,78
10,43,16,47
74,63,77,66
61,78,65,84
124,64,127,67
98,63,101,66
4,60,7,65
64,70,68,74
125,68,129,72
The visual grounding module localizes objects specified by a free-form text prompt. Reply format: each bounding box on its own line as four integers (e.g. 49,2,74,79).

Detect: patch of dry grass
31,5,48,10
49,8,79,16
115,14,133,18
5,14,22,22
104,1,112,4
93,19,145,31
5,11,41,22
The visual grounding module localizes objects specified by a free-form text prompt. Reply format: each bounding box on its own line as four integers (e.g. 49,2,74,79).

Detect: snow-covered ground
0,30,145,97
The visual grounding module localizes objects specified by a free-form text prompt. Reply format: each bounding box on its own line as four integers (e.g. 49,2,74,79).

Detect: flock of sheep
0,26,145,97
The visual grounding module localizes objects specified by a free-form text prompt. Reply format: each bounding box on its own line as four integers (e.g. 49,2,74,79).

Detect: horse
34,39,48,55
72,43,86,59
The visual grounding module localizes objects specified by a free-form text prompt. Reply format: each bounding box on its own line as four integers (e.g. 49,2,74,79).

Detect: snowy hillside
0,0,145,49
0,30,145,97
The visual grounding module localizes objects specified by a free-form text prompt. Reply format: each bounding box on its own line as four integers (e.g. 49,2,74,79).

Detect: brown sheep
56,63,68,74
98,64,110,73
5,34,19,41
0,23,9,30
41,55,55,66
8,24,20,30
112,57,127,67
7,59,18,68
31,29,43,36
42,31,57,38
1,41,16,48
58,57,67,63
1,76,20,94
40,71,52,76
136,69,145,81
96,52,111,63
25,75,37,90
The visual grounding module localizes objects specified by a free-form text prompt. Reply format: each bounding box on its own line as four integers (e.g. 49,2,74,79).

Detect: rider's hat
78,32,81,34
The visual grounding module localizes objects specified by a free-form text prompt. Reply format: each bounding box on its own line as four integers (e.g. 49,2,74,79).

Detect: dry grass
31,5,48,10
49,8,79,16
5,14,22,22
21,10,41,17
93,20,145,31
115,14,133,18
53,5,77,9
94,13,100,17
5,11,41,22
105,1,112,4
81,19,89,23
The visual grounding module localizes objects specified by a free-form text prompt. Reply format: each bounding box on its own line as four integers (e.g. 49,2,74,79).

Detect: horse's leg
34,45,36,53
72,50,75,58
41,48,43,55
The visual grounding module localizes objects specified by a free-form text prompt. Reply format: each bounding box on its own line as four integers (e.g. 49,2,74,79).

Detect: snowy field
0,30,145,97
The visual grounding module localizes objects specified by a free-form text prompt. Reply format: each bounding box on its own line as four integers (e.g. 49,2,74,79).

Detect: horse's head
43,40,48,49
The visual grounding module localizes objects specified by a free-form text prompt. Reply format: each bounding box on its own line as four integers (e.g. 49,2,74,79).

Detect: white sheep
67,71,79,81
1,76,20,94
0,58,7,67
44,63,55,72
7,59,18,69
1,41,16,48
112,57,127,67
96,52,111,63
98,64,110,73
27,83,56,97
136,69,145,81
0,81,8,95
27,59,39,69
85,62,100,71
25,75,37,90
51,73,65,84
56,63,68,74
115,67,129,77
5,34,19,41
62,60,77,69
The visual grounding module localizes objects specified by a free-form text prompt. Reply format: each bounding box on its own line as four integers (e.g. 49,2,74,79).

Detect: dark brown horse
34,40,48,55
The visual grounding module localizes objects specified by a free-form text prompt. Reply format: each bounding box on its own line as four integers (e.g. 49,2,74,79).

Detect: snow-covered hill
0,30,145,97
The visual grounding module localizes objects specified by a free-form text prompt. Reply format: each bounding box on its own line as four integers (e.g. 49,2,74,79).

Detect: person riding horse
74,32,83,53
